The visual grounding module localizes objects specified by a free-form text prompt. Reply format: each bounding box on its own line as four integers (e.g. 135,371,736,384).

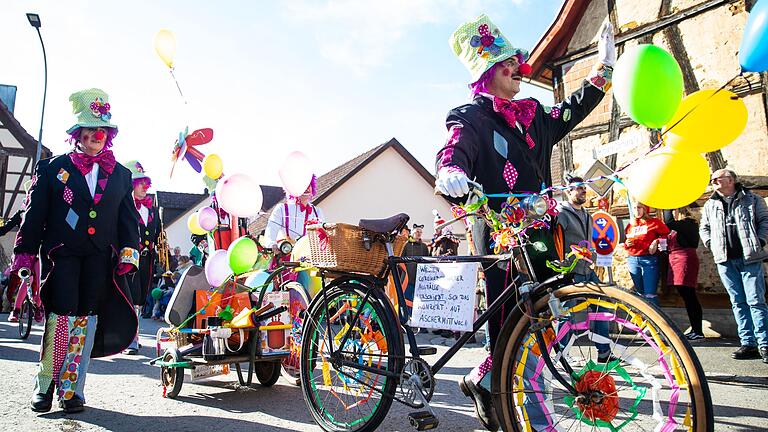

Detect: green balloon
613,44,683,129
227,237,259,275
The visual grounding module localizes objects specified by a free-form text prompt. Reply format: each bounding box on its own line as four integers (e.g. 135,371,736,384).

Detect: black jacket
436,79,606,211
14,154,139,257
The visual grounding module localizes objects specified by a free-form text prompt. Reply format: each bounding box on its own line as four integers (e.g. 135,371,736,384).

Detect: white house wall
317,147,466,249
164,196,211,256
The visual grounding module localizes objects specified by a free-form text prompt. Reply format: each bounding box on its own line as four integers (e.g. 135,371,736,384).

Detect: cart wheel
255,361,281,387
160,349,184,398
234,362,254,387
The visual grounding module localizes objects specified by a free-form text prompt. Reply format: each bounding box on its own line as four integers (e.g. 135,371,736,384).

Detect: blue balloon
244,270,271,289
739,0,768,72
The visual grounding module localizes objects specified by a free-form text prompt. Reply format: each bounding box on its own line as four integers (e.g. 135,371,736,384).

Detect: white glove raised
435,167,470,198
598,22,616,67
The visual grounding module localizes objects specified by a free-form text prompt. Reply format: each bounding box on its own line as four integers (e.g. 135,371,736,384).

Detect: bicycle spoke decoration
511,296,693,431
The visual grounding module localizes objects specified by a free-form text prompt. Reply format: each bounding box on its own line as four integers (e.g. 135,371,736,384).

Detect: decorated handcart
148,252,300,398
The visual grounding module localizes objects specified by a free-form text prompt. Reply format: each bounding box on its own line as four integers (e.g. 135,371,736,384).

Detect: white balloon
279,151,314,196
205,249,232,287
215,173,263,217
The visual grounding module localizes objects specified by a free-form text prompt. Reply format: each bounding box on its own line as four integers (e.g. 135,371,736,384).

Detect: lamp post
26,13,46,164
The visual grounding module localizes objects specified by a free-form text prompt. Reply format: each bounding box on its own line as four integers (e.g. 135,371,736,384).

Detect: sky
2,0,562,194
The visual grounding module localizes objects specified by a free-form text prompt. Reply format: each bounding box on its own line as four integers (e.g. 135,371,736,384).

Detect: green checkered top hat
66,88,118,134
125,160,150,181
450,14,529,83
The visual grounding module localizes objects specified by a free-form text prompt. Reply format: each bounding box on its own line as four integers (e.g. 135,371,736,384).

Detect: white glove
435,167,470,198
598,22,616,67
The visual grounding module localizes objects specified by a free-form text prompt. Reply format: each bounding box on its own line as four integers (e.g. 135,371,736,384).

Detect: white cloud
282,0,527,75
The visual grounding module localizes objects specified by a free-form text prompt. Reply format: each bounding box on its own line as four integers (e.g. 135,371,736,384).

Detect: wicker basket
306,223,407,277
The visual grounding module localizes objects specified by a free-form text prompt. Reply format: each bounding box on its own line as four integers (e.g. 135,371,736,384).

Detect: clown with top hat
12,89,140,414
122,160,161,355
435,15,615,430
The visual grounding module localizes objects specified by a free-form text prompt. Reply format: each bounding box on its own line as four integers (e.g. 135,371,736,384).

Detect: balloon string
661,73,741,138
169,68,188,105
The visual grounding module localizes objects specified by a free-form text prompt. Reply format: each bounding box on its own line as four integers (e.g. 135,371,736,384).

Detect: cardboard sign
595,253,614,268
409,263,477,332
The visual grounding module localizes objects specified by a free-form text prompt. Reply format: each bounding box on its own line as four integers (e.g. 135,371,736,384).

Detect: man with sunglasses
700,169,768,363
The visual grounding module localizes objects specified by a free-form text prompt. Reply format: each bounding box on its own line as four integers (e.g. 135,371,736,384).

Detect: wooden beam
553,0,736,67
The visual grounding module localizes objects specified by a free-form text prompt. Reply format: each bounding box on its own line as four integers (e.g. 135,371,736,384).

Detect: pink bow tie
134,196,153,210
69,150,116,176
491,97,537,129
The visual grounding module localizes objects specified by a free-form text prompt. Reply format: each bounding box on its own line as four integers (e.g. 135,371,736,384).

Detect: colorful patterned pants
34,313,98,402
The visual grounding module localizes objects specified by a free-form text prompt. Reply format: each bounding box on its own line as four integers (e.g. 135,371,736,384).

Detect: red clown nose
93,130,106,141
518,63,532,77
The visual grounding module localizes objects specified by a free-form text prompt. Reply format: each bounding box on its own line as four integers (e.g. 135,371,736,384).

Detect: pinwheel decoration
170,127,214,177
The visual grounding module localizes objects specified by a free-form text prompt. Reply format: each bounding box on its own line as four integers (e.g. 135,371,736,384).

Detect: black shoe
60,396,85,414
30,382,54,412
459,376,499,431
760,346,768,364
731,345,760,360
597,352,620,364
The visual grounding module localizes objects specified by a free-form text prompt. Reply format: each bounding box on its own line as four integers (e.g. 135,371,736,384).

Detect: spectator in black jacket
664,207,703,340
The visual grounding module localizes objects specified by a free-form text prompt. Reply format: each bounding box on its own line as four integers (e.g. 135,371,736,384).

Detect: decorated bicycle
295,180,714,431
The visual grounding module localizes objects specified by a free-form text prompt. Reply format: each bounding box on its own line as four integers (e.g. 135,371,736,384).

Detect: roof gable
248,138,437,235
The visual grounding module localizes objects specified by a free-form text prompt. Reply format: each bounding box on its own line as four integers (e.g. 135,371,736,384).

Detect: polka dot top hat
125,160,150,181
450,14,529,83
66,88,117,134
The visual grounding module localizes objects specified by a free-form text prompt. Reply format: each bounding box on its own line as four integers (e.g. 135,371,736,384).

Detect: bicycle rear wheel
18,300,32,339
300,279,402,432
493,282,713,431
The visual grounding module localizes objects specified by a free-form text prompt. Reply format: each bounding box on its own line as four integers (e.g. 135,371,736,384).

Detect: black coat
15,155,139,256
129,204,161,306
14,153,140,357
436,78,606,280
437,80,606,212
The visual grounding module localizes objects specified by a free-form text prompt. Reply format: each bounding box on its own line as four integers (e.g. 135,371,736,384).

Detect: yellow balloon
187,212,207,235
664,89,747,153
153,29,176,68
203,153,224,180
626,148,710,209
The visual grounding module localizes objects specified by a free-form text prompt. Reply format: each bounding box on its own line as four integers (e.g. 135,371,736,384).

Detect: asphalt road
1,315,767,431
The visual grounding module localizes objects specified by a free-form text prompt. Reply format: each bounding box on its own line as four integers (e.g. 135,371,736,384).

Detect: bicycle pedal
407,411,439,430
417,346,437,356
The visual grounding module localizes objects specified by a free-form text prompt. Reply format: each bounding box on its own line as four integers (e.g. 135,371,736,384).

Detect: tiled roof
159,185,286,228
248,138,435,235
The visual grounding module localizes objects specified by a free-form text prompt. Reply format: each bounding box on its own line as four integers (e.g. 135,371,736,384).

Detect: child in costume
435,15,615,431
123,160,160,354
12,88,140,413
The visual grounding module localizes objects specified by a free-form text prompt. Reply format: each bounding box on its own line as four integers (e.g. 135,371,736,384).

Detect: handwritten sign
409,263,477,332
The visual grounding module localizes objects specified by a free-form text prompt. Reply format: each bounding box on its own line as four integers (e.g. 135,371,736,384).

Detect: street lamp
26,13,46,163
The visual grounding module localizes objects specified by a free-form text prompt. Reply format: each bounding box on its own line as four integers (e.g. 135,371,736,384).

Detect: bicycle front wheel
493,282,713,431
18,300,32,339
300,279,403,432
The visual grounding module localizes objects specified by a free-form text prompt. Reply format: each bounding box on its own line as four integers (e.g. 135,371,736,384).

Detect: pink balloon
279,151,313,196
205,249,232,287
197,206,218,231
215,173,263,217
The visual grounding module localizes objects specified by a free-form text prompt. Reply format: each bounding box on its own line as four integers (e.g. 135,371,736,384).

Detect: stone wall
552,0,768,303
